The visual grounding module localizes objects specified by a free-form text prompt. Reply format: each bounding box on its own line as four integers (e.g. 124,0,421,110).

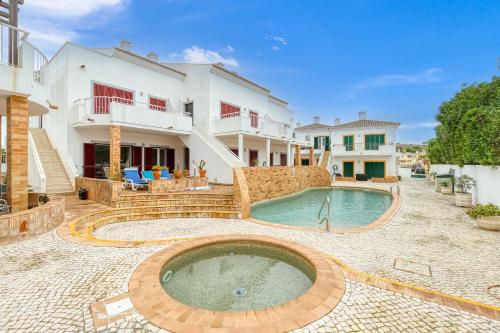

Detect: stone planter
441,187,452,195
455,192,472,207
476,216,500,231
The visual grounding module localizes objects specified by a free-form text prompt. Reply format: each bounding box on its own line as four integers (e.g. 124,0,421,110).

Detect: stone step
113,202,238,211
91,210,240,222
119,193,235,201
114,198,237,207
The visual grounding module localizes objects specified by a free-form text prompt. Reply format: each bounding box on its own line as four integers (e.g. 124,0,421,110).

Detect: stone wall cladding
109,125,121,179
75,177,123,206
234,166,331,207
0,196,65,245
7,95,29,212
148,177,208,193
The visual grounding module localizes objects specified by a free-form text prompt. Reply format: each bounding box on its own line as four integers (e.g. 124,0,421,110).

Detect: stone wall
0,196,65,245
75,177,123,206
233,166,331,217
148,177,208,193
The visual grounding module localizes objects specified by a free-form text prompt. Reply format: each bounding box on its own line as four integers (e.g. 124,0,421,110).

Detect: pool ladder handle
390,184,400,195
318,195,331,232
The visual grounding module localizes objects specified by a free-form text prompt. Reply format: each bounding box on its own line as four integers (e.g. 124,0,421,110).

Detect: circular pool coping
248,185,401,234
129,235,345,332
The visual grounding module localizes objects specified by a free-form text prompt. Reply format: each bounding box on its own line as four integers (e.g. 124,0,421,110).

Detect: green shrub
466,204,500,219
440,180,450,187
151,165,162,171
455,175,475,193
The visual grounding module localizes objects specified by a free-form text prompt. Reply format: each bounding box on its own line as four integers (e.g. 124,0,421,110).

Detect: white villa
295,112,400,180
1,35,311,198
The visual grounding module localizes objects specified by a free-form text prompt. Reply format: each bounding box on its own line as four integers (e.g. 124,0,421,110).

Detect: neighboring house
295,112,400,180
1,33,310,189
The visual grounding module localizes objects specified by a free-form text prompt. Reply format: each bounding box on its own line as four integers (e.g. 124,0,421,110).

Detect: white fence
430,164,500,206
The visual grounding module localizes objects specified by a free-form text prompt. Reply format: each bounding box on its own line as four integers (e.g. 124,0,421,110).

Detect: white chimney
119,40,133,51
358,111,366,120
313,116,320,124
147,52,159,62
334,118,341,125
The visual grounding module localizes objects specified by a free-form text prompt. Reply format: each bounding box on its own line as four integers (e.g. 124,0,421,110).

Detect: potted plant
429,171,437,184
183,169,189,177
196,160,207,177
466,204,500,231
152,165,162,180
174,165,183,179
455,175,475,207
440,179,452,195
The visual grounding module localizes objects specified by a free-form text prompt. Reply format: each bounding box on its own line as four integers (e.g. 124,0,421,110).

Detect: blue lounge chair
160,169,172,179
123,168,148,191
142,170,154,181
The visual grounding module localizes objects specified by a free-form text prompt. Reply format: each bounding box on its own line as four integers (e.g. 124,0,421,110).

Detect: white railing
0,22,29,67
28,131,47,193
213,135,248,167
31,43,48,84
331,143,396,155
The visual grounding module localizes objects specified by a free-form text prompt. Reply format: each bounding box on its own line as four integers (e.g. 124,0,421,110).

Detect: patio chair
142,170,154,181
123,168,148,191
160,169,172,180
0,198,10,215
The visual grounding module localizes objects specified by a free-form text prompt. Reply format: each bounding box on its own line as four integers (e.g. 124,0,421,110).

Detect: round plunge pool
129,236,346,332
160,241,316,311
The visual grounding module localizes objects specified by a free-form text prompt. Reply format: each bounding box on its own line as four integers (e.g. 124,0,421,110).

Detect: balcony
332,143,396,156
293,132,313,147
212,111,292,140
0,22,49,116
72,96,192,134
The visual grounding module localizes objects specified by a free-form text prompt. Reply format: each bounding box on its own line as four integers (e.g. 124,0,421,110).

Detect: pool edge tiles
249,185,401,234
129,235,346,332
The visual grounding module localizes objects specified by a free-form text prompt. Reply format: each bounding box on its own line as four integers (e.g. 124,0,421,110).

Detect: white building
1,30,310,192
295,112,400,180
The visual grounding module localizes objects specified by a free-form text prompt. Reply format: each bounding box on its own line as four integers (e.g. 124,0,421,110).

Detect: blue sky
21,0,499,143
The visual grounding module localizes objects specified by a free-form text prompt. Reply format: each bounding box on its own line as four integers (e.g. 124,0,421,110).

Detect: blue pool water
251,188,392,228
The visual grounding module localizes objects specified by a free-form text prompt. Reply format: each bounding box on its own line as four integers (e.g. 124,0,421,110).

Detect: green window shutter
365,134,384,150
343,136,353,151
325,136,330,151
314,137,318,149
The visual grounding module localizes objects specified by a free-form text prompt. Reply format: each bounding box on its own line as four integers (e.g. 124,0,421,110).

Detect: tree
428,76,500,166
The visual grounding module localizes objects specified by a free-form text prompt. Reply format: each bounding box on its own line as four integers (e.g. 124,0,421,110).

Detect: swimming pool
251,187,392,228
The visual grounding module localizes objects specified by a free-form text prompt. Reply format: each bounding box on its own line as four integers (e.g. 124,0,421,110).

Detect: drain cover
233,287,247,297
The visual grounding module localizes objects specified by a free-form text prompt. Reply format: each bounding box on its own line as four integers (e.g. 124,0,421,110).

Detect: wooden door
83,143,96,178
343,161,354,177
249,149,258,166
167,148,175,172
280,153,287,166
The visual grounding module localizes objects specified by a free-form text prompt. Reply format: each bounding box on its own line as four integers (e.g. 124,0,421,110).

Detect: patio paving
0,178,499,332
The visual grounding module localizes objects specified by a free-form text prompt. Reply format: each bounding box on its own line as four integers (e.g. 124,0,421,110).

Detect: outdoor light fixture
80,65,86,70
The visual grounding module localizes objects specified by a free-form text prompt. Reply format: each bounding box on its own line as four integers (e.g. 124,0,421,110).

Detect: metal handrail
390,184,400,195
317,195,331,232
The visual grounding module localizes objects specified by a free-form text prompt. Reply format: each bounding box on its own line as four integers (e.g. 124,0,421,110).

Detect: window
93,83,133,114
250,111,259,128
365,134,385,150
343,135,354,151
149,97,166,111
220,102,240,118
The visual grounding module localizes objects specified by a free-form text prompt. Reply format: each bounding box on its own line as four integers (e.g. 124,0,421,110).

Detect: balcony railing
332,143,396,155
0,22,28,67
213,111,292,139
73,96,192,132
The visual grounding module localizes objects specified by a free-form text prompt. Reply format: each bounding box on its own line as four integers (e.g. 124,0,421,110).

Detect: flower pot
455,193,472,207
476,216,500,231
183,170,189,177
174,170,183,179
153,170,161,180
441,187,452,195
199,170,207,177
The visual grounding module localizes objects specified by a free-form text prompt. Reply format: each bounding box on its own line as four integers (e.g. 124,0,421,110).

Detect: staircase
112,192,240,218
319,150,331,169
29,128,74,195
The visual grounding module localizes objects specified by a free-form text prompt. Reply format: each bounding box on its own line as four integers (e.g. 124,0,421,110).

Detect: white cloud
400,122,439,130
23,0,124,17
354,68,444,90
224,45,235,53
182,46,239,67
271,46,280,52
19,0,127,56
265,34,288,51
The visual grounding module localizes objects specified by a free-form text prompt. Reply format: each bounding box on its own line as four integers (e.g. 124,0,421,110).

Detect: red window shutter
83,143,96,178
149,97,167,111
250,111,258,128
220,102,240,118
93,83,133,114
144,147,153,170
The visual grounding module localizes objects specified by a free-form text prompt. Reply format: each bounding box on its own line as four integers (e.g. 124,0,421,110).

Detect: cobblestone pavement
1,179,499,332
95,179,500,307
